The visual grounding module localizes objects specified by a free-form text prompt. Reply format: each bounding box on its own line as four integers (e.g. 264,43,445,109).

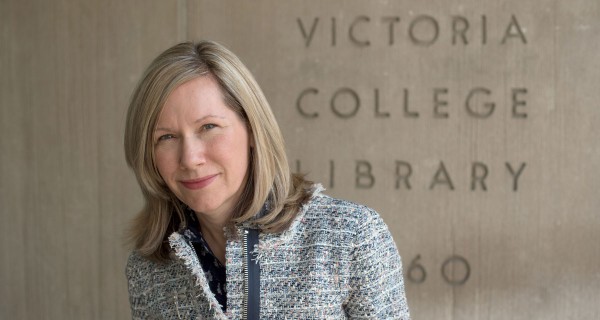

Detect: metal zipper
242,229,249,320
243,228,261,319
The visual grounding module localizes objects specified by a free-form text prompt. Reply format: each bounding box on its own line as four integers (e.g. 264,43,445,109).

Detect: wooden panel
0,1,179,319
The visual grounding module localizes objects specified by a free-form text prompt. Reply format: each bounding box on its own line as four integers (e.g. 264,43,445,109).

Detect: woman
124,40,410,319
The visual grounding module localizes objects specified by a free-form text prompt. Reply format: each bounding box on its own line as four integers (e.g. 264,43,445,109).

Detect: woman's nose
179,137,206,169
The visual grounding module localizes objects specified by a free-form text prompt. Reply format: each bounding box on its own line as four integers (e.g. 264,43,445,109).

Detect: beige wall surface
1,0,599,319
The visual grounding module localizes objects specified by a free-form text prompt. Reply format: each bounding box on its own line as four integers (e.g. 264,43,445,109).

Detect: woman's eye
202,123,217,130
157,134,175,142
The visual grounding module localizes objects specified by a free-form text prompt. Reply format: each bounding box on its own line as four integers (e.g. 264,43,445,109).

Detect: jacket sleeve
125,252,150,320
344,208,411,319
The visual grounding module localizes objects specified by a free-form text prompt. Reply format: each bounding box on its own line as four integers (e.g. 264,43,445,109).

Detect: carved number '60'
407,254,471,286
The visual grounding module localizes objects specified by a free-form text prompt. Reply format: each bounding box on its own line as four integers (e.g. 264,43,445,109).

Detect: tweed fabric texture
183,208,227,310
126,187,410,319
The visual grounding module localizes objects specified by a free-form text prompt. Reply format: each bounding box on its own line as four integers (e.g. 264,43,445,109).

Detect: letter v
297,17,319,47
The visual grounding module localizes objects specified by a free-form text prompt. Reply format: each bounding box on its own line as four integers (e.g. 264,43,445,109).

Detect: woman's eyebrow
153,126,168,132
154,115,226,132
194,114,225,123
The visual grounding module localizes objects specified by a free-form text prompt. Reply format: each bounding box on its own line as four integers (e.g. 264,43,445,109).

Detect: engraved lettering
407,255,426,283
331,88,360,118
331,17,337,46
441,255,471,286
452,16,469,45
430,161,455,190
506,162,526,191
409,15,439,46
481,15,488,45
297,17,319,47
403,88,419,118
329,160,335,188
356,160,375,189
296,14,527,47
374,88,390,118
382,16,401,45
466,87,495,118
511,87,528,118
349,15,371,47
395,161,413,189
296,87,528,120
471,162,489,191
297,88,319,118
297,159,528,192
501,14,527,44
434,88,449,118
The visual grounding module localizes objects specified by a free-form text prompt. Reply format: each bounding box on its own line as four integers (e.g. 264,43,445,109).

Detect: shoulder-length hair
124,41,311,261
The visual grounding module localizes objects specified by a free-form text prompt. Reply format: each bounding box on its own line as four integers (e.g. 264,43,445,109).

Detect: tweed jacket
126,187,410,319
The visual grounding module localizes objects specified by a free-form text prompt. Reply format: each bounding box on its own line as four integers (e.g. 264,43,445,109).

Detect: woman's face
153,76,251,221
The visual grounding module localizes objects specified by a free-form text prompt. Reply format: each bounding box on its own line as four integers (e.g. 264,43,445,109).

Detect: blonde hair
124,41,311,260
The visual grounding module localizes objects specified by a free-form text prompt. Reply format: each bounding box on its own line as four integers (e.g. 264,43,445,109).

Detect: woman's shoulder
126,251,154,279
125,250,176,282
125,251,154,293
126,250,152,269
301,184,387,231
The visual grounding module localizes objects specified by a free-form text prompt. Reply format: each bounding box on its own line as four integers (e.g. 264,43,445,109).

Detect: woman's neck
195,213,229,265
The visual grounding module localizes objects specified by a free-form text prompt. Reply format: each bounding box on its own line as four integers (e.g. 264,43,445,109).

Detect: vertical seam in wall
177,0,188,42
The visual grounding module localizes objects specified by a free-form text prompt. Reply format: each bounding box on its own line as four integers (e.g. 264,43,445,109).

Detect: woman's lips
180,174,218,190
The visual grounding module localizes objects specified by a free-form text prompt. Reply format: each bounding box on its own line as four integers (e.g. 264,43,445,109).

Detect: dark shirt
182,209,227,311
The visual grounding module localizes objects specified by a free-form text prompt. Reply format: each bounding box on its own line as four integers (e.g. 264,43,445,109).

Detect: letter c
296,88,319,118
